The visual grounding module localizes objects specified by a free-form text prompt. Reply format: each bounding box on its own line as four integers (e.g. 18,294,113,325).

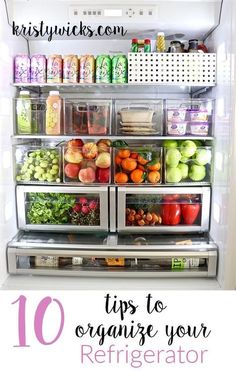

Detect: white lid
49,91,60,96
157,32,165,36
20,90,30,95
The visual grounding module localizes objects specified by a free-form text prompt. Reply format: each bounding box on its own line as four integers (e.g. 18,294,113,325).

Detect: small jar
188,39,199,53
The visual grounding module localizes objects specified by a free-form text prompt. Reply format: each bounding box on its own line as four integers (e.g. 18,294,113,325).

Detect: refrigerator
1,0,236,290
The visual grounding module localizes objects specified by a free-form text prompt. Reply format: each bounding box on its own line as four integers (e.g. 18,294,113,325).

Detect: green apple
166,167,182,183
166,148,181,167
194,149,211,166
177,163,189,179
189,164,206,181
180,156,189,163
180,140,197,158
163,140,178,149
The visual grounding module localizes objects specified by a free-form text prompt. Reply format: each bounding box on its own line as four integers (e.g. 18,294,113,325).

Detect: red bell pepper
181,203,201,225
161,203,181,225
162,194,180,202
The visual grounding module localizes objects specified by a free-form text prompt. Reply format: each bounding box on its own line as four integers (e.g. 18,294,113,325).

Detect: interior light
104,9,122,17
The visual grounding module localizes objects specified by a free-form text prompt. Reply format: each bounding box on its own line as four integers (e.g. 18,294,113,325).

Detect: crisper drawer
16,185,109,232
118,187,210,233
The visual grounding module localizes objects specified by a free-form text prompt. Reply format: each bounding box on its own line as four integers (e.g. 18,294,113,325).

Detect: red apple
64,163,80,179
96,168,110,183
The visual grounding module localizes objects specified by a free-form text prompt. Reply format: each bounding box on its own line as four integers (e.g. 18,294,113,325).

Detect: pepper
161,203,181,225
181,203,201,225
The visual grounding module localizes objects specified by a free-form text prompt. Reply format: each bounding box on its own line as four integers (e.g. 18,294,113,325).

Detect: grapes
16,148,61,183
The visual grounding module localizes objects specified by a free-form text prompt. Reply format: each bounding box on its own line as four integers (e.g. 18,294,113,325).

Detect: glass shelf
12,135,214,141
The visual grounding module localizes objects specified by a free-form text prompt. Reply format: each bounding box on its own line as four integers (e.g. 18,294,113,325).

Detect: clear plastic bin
115,100,163,136
14,97,47,135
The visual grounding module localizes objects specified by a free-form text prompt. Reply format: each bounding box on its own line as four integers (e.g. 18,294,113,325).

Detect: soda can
30,54,46,83
14,54,30,83
96,55,112,83
79,55,95,83
47,55,63,83
112,55,128,84
63,55,79,83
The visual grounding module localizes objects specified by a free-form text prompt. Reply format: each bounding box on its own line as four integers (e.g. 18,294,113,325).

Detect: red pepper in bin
181,202,201,225
161,203,181,225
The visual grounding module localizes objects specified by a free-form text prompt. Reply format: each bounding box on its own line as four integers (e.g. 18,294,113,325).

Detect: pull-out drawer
16,185,109,232
117,187,211,233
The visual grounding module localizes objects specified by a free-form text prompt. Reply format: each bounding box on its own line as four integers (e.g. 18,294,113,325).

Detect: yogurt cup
190,121,209,136
189,109,208,122
167,121,187,136
167,108,186,123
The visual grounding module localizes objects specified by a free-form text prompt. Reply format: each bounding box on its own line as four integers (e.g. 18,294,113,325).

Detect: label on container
35,256,59,267
172,258,200,269
72,257,83,265
105,258,125,267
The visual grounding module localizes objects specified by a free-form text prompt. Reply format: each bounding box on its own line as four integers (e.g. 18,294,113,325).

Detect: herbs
27,193,76,224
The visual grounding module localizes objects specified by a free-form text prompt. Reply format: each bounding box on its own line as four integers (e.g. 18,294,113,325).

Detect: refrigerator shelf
15,181,212,187
12,135,215,141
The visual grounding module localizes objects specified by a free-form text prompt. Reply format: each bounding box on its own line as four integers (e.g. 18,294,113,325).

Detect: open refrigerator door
1,0,236,289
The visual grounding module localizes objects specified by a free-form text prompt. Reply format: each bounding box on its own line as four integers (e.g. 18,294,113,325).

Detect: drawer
117,187,211,233
16,185,109,232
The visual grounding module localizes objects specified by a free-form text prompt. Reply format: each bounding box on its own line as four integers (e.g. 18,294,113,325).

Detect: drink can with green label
112,55,128,84
96,55,112,83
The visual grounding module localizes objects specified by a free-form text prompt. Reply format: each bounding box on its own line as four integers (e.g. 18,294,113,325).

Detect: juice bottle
16,90,32,134
156,32,166,52
45,91,61,135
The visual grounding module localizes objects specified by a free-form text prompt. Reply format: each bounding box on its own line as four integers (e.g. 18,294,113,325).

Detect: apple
194,149,211,166
180,156,189,163
96,168,110,183
95,152,111,168
78,167,96,183
177,163,189,179
166,167,182,183
67,139,84,148
180,140,197,158
163,140,178,149
64,148,83,164
64,163,80,179
189,164,206,181
166,148,181,167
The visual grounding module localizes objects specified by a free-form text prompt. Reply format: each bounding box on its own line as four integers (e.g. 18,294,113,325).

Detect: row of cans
14,54,128,84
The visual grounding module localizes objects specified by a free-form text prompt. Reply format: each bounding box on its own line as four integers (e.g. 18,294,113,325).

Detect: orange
130,169,145,184
130,152,138,159
115,155,122,166
118,149,131,159
148,171,161,184
121,158,137,172
137,164,145,171
137,154,149,165
115,172,129,184
147,161,161,171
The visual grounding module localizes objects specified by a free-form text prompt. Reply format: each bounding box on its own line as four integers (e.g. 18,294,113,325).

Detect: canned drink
79,55,95,83
63,55,79,83
47,55,63,83
112,55,128,84
96,55,112,83
14,54,30,83
30,54,46,83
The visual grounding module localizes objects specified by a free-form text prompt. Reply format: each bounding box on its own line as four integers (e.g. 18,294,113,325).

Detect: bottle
30,256,84,268
45,91,62,135
131,257,206,270
131,38,138,53
16,91,32,134
144,39,151,53
137,40,145,53
188,39,199,53
156,32,166,53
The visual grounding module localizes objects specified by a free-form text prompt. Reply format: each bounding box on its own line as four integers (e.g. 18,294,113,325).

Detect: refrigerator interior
1,0,236,289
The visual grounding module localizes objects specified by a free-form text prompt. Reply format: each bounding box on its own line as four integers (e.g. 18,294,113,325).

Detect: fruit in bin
67,139,84,148
180,156,189,164
64,148,83,164
130,152,138,159
194,149,211,166
161,203,181,225
180,140,197,158
82,143,98,159
96,168,110,183
88,200,98,210
147,171,161,184
97,139,112,147
64,163,81,179
115,172,129,184
72,204,82,213
121,158,137,172
137,164,145,171
97,139,112,153
78,167,96,183
117,149,130,158
81,159,97,171
115,155,122,166
181,203,201,225
130,169,145,183
163,140,178,149
137,154,149,166
189,164,206,181
81,205,90,215
147,161,161,171
79,197,88,205
95,152,111,168
177,163,189,180
166,148,181,167
166,167,182,183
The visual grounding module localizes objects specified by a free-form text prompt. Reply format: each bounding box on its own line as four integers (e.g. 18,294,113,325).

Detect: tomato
181,203,201,225
161,204,181,225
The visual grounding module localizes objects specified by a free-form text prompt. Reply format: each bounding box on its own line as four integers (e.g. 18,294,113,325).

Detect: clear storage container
114,146,162,185
14,145,61,183
115,100,163,136
165,99,214,136
14,97,47,135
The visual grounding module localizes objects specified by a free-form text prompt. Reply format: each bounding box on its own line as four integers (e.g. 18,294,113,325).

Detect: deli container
114,145,162,185
16,185,109,232
63,139,111,184
117,187,211,233
115,100,163,136
64,99,112,135
165,99,214,136
14,145,61,183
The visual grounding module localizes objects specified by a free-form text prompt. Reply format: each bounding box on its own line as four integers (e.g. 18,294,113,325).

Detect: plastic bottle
131,38,138,53
30,256,84,267
16,91,32,134
45,91,61,135
156,32,166,53
144,39,151,53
